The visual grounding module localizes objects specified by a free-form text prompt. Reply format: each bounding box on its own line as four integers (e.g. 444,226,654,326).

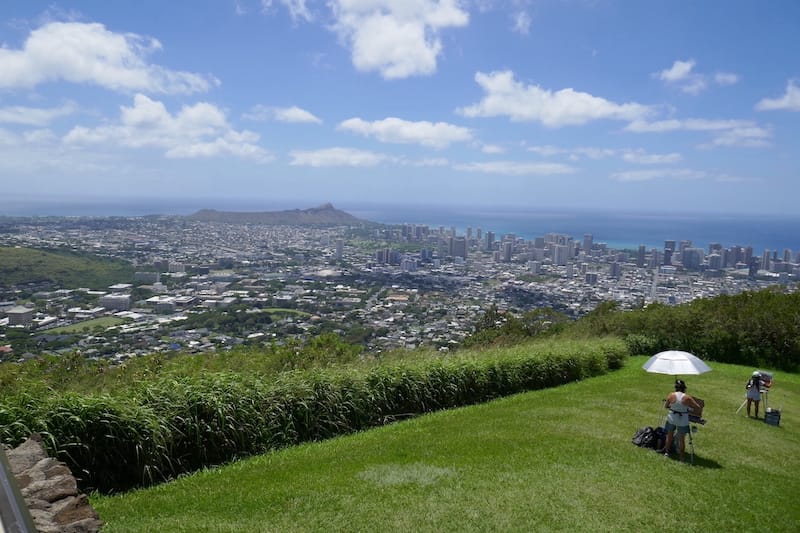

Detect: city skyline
1,1,799,215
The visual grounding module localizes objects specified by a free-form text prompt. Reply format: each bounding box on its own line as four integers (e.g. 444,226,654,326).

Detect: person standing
745,371,771,418
660,379,702,461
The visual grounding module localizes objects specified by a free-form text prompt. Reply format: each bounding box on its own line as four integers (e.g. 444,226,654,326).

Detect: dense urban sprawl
1,216,797,361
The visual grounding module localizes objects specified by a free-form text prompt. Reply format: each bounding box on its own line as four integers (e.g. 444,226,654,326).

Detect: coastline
2,198,799,256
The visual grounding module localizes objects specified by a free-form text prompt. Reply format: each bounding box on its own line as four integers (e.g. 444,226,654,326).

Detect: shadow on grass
686,455,723,469
660,453,722,469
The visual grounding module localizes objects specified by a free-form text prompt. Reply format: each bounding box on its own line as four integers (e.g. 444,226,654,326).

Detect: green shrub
567,287,800,371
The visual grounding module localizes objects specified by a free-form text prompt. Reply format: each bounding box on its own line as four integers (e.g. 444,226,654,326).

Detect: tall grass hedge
0,338,626,493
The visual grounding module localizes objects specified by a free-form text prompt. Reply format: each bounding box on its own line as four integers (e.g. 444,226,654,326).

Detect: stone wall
4,434,103,533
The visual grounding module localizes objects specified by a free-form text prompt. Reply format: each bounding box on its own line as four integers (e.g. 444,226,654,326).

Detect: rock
4,434,103,533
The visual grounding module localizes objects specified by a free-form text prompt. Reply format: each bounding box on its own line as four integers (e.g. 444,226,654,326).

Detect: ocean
344,204,800,256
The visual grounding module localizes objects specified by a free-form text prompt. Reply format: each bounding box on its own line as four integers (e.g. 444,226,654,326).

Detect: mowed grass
92,357,800,532
45,316,127,334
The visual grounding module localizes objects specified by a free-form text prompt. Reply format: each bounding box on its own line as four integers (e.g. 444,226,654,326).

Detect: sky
0,1,799,216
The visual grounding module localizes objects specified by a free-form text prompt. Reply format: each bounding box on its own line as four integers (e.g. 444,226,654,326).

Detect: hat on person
752,371,761,377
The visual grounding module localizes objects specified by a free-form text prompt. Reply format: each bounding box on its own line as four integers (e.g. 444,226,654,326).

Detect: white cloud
243,105,322,123
622,150,682,165
0,102,77,126
454,160,575,176
289,147,389,167
262,0,313,22
481,144,505,154
329,0,469,79
338,117,472,148
526,145,566,156
610,168,707,182
655,59,739,95
458,70,650,126
714,72,740,86
657,59,696,82
527,145,615,159
409,157,449,166
706,126,772,148
627,118,771,148
528,144,680,164
0,21,217,94
573,147,616,160
0,128,21,146
755,80,800,112
64,94,269,160
23,129,58,144
626,118,753,133
512,11,531,35
655,59,706,94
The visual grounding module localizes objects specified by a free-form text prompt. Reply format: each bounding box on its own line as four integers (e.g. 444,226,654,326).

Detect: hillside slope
92,357,800,532
0,247,133,289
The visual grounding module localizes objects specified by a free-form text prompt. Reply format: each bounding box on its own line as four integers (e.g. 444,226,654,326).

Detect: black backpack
632,426,655,448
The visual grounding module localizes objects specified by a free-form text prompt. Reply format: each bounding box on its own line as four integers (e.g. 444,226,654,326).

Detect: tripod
735,397,748,414
735,390,768,416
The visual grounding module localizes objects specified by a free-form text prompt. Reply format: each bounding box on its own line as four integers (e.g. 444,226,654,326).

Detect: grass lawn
45,316,127,334
263,308,312,316
92,357,800,532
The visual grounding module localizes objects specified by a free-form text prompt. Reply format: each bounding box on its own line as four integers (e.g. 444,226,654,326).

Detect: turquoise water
346,204,800,256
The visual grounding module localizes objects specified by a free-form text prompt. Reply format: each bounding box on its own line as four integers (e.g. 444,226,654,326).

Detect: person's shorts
664,421,689,435
746,388,762,401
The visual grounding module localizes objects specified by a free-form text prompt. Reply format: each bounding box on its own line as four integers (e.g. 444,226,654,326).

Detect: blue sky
1,1,798,215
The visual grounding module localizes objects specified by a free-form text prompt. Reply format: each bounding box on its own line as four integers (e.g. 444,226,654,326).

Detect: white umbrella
642,350,712,375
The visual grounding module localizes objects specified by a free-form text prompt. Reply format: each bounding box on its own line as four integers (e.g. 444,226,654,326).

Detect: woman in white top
660,379,702,461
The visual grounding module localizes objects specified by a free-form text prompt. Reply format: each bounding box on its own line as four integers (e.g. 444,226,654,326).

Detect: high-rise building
502,241,513,262
761,250,771,271
552,244,570,266
609,262,621,278
437,239,448,260
636,245,646,268
707,253,722,270
663,240,675,265
743,246,753,266
678,240,693,263
648,249,662,269
335,239,344,261
682,247,704,270
583,234,593,252
452,237,467,259
485,231,495,252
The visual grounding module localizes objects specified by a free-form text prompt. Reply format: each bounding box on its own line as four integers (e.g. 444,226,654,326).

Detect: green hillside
92,357,800,532
0,246,133,289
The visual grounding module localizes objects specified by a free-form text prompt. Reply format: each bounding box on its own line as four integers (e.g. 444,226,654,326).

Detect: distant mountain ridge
186,203,371,226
